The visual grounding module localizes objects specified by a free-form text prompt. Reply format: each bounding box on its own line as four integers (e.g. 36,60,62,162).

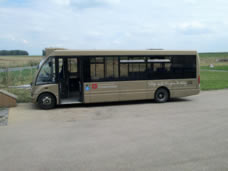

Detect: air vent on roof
147,49,164,50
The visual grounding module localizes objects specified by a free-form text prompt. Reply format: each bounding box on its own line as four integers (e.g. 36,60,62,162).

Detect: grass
201,65,228,71
0,55,43,68
0,55,41,88
3,88,32,103
199,53,228,90
199,52,228,66
0,68,37,88
0,55,38,102
200,70,228,90
199,52,228,58
0,68,36,102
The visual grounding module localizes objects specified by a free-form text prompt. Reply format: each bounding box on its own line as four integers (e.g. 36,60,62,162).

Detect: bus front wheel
38,93,56,109
155,88,169,103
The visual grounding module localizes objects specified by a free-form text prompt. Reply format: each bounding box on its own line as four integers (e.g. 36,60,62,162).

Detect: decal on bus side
85,84,98,91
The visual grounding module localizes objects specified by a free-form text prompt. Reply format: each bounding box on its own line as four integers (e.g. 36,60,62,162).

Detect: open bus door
58,57,82,104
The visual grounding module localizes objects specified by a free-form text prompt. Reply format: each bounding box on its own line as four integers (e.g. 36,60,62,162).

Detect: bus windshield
36,57,56,85
38,58,46,69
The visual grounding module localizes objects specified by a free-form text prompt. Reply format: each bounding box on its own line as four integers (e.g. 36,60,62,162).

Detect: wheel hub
158,93,164,99
42,96,52,105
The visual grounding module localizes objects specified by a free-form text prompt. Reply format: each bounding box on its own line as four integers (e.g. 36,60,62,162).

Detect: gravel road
0,108,8,126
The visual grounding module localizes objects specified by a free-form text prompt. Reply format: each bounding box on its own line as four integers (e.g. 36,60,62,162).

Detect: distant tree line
0,50,29,56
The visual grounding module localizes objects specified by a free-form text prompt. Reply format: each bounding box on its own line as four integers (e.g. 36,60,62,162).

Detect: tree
0,50,29,56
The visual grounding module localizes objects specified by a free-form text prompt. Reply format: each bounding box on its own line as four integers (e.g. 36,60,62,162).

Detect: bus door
58,57,82,104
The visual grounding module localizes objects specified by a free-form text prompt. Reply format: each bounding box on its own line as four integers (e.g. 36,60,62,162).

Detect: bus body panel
118,81,147,101
31,84,59,104
170,89,200,98
84,82,119,103
51,50,198,57
82,79,199,104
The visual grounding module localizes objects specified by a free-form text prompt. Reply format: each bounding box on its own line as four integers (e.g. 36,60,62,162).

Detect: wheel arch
37,92,57,104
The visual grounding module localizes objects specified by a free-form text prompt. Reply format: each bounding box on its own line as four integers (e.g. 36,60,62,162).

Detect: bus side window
90,57,105,81
68,58,77,73
128,57,146,80
105,57,119,81
120,57,129,80
83,58,91,82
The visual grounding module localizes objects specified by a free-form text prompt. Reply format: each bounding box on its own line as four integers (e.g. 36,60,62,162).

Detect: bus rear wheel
38,93,56,109
155,88,169,103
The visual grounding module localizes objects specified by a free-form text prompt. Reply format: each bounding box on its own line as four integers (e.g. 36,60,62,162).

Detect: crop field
0,56,42,102
199,52,228,66
0,55,42,68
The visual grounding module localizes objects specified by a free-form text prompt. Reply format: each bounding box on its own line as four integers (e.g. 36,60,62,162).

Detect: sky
0,0,228,55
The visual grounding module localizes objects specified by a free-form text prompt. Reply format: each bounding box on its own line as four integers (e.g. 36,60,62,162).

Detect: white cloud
100,0,120,5
178,22,205,30
184,0,197,5
8,35,16,41
50,0,71,6
72,0,121,9
0,34,16,41
22,39,29,44
46,0,121,8
87,31,103,37
175,21,211,35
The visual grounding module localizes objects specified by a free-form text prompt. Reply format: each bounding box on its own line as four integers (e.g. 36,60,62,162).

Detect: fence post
6,67,9,88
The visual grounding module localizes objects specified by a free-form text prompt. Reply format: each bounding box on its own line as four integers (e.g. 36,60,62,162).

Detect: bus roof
50,50,198,57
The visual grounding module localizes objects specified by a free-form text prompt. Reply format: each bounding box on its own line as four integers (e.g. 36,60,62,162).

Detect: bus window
90,57,104,81
128,57,146,80
171,55,196,78
147,56,171,79
68,58,77,73
147,55,196,79
113,57,119,79
120,56,146,80
36,57,56,85
120,57,129,80
105,57,119,81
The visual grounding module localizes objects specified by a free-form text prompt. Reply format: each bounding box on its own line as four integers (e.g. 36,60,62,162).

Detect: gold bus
31,49,200,109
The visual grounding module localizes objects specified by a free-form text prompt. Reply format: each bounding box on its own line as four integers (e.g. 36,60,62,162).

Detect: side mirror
48,62,52,67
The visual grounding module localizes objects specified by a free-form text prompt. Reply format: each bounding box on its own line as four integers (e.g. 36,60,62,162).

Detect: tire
38,93,56,109
155,88,169,103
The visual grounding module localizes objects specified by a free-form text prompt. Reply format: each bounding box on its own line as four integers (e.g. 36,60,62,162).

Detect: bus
31,49,200,109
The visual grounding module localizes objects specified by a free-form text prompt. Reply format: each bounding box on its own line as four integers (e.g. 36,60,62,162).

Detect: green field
199,52,228,58
0,56,41,102
4,88,32,103
201,65,228,71
0,68,37,88
0,68,37,103
199,52,228,90
200,70,228,90
199,52,228,66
